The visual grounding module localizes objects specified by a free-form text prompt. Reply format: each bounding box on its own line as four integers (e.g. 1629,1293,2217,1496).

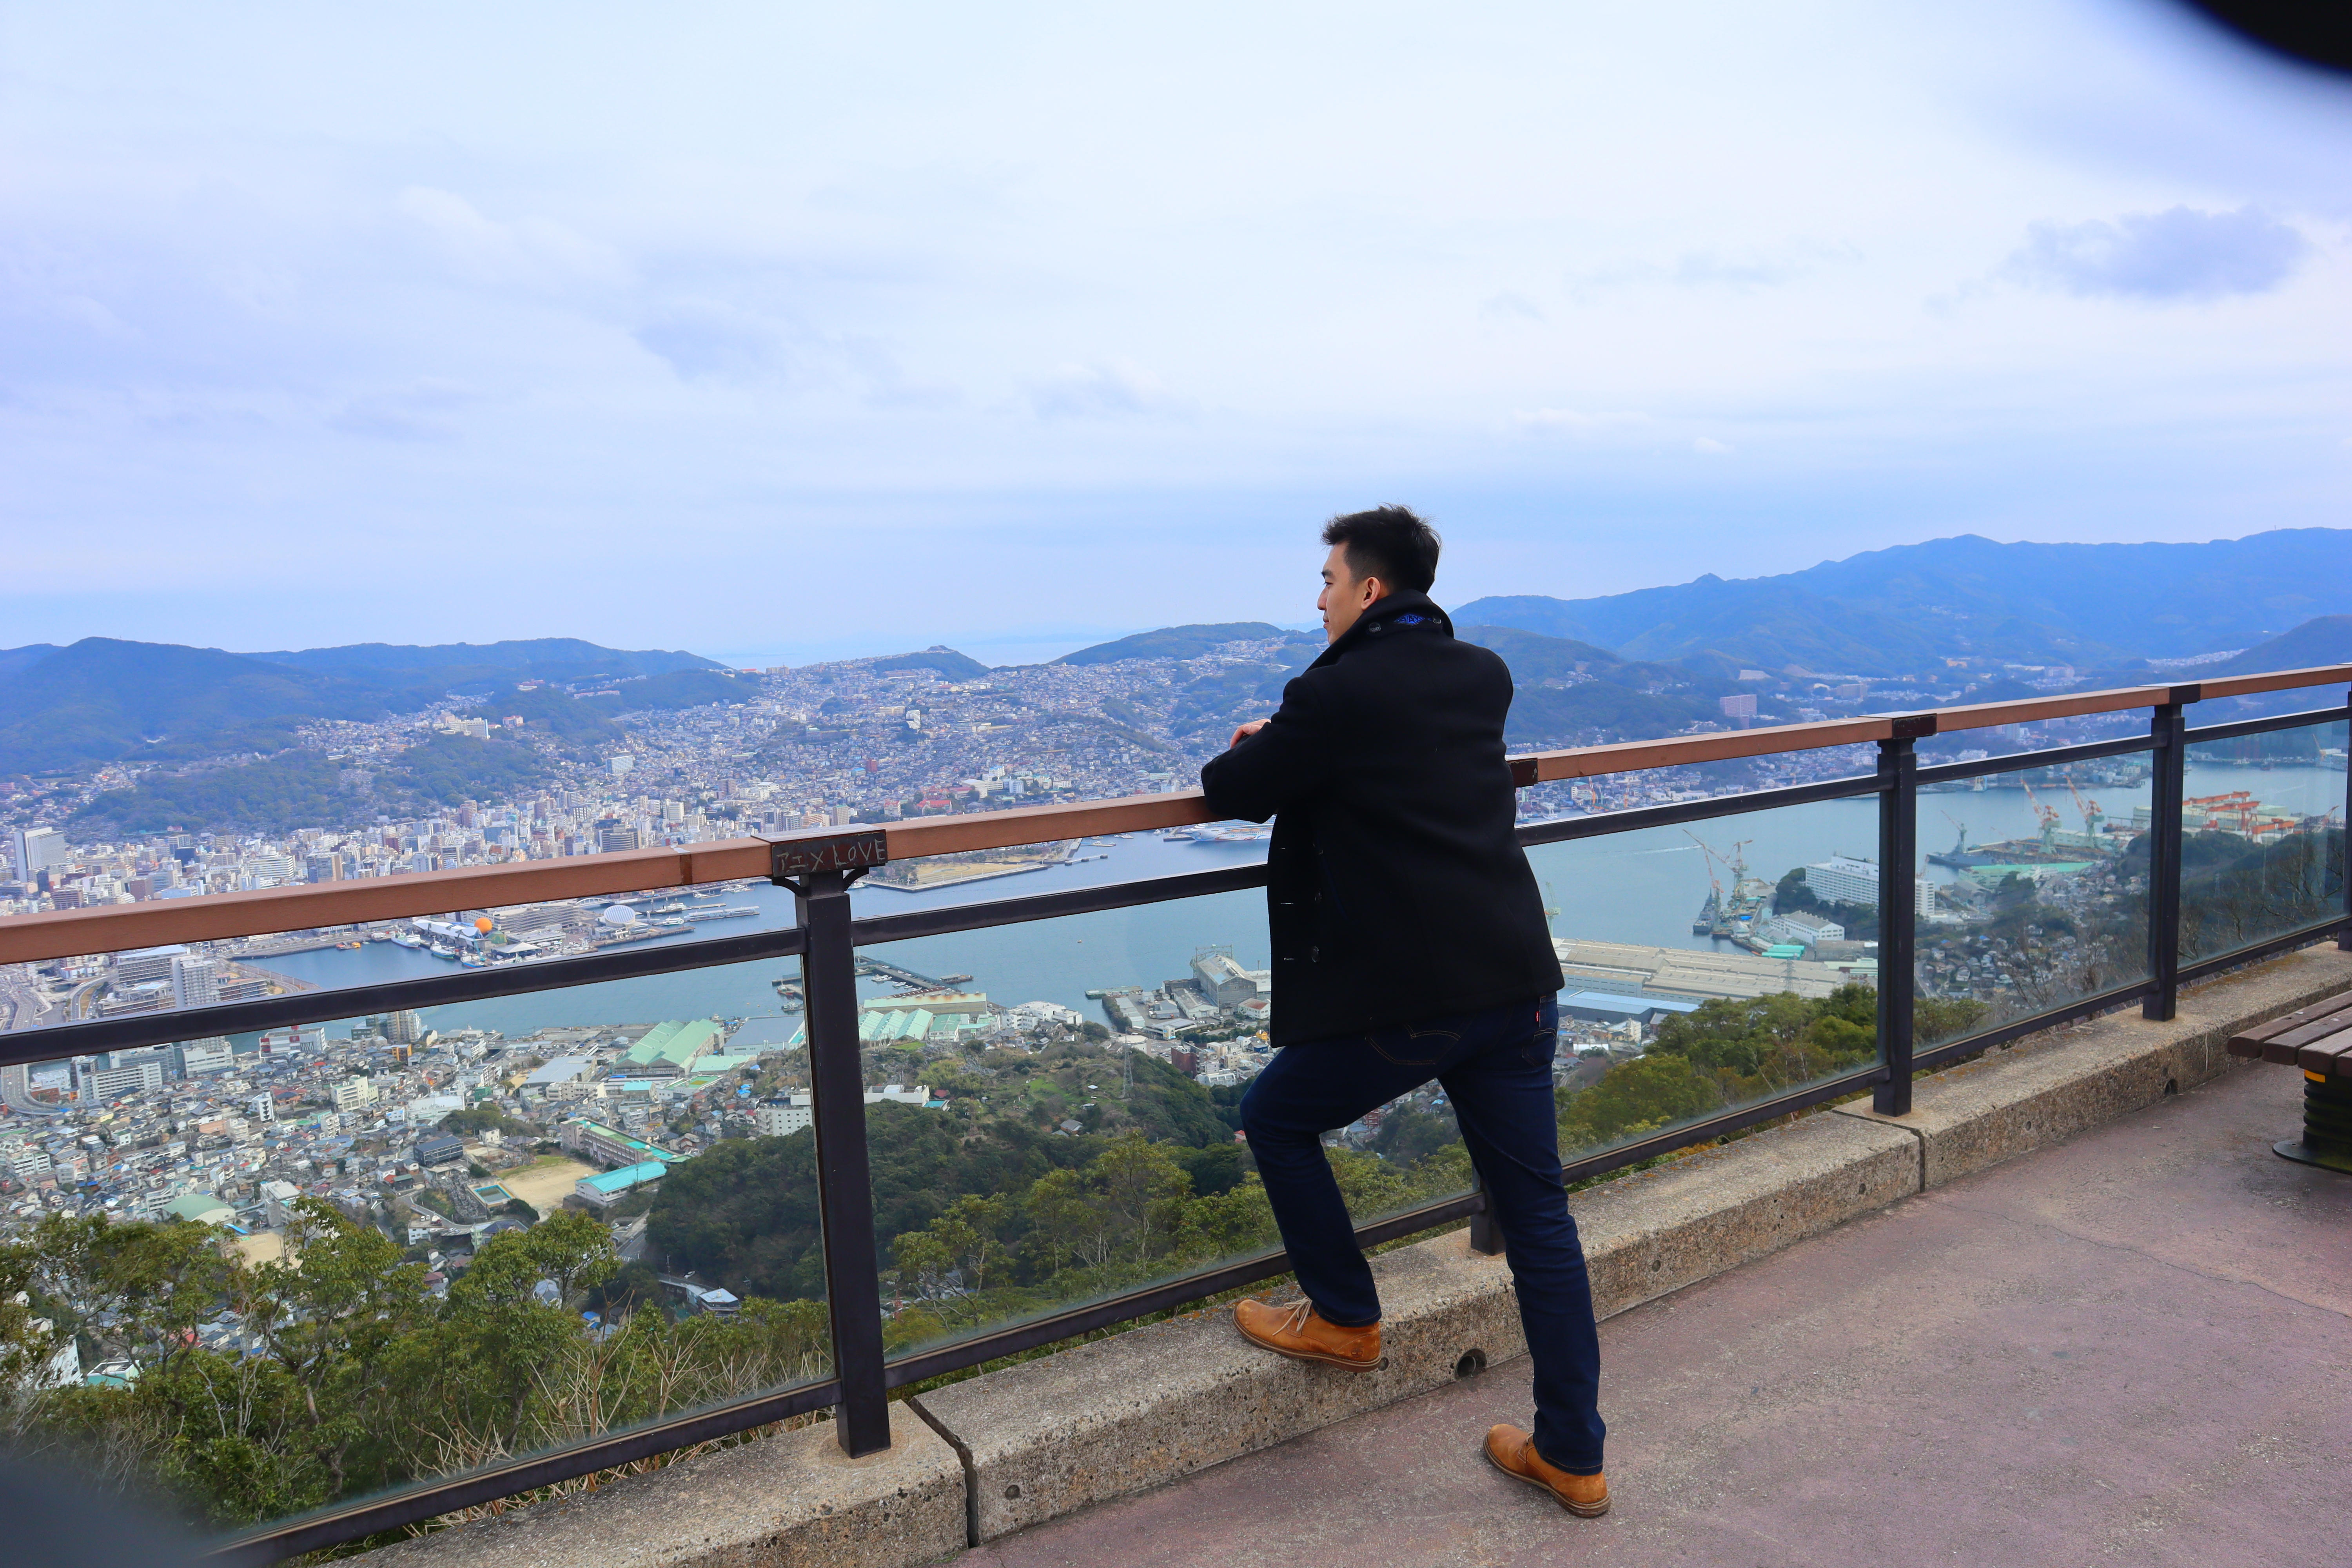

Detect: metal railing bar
2179,702,2352,746
1557,1062,1889,1184
1908,979,2157,1076
1514,774,1882,848
11,661,2352,967
2174,916,2350,989
203,1376,843,1564
848,862,1272,949
0,924,808,1070
0,842,788,969
1910,733,2156,786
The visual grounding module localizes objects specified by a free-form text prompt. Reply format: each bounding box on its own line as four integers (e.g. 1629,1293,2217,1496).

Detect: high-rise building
381,1009,425,1045
171,1037,238,1077
11,826,67,881
115,944,188,987
1802,854,1938,916
83,1052,166,1100
170,955,222,1009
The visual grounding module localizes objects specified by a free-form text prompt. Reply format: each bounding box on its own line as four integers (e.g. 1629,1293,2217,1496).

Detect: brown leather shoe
1233,1298,1384,1371
1483,1424,1609,1517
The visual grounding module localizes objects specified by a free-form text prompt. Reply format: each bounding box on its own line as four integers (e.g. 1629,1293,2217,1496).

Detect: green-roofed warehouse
618,1019,724,1078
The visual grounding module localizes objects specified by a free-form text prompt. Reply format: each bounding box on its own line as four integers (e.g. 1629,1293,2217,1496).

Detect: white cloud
394,187,630,291
1693,436,1733,456
1515,408,1648,434
328,381,475,441
1479,291,1546,323
2002,206,2310,301
1026,360,1173,420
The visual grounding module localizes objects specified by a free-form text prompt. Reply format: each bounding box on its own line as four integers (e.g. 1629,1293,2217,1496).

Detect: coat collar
1307,589,1454,671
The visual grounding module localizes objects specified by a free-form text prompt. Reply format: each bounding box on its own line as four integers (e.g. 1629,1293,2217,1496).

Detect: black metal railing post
2144,691,2194,1020
1873,719,1929,1116
1468,1173,1503,1255
2341,688,2351,954
771,835,893,1457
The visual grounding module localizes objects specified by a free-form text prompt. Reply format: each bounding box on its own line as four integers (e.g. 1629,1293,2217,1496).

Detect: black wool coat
1199,589,1564,1047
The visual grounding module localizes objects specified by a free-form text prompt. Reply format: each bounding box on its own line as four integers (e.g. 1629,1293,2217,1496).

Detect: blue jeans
1239,994,1605,1475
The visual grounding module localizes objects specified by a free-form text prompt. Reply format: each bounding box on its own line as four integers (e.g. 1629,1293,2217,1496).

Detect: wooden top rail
0,661,2344,968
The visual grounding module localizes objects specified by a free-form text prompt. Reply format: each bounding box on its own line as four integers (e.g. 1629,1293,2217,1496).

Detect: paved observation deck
967,1061,2351,1568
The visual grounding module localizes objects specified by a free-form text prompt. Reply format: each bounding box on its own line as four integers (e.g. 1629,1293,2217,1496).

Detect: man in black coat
1201,506,1609,1517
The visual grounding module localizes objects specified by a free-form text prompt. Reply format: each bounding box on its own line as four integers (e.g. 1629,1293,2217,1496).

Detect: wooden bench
2227,990,2352,1173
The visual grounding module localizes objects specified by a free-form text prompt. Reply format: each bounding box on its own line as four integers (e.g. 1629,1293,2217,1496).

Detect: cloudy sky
2,1,2347,665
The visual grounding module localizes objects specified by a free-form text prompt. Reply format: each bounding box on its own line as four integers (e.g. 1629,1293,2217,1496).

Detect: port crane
2185,791,2261,833
2019,779,2062,854
1682,829,1725,934
1940,811,1969,857
1682,831,1759,938
2063,778,2105,848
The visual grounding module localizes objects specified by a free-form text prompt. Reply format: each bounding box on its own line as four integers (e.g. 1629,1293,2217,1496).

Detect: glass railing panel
1523,792,1885,1168
1912,746,2157,1051
1515,751,1877,828
0,954,828,1537
842,884,1340,1363
2180,715,2348,967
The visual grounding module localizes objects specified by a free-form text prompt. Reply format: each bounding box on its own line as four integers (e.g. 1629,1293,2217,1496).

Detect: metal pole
788,863,893,1456
2143,692,2193,1021
1873,726,1924,1116
2340,688,2351,954
1467,1172,1503,1255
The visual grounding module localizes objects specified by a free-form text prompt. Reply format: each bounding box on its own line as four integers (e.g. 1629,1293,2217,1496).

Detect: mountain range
0,638,729,776
7,531,2350,780
1455,528,2352,672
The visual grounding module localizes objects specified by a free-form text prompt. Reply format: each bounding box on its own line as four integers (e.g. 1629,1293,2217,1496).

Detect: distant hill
1057,623,1304,666
1456,528,2352,671
2205,616,2352,678
870,646,991,680
0,639,436,775
0,635,735,775
67,733,559,837
247,638,723,684
1457,625,1735,744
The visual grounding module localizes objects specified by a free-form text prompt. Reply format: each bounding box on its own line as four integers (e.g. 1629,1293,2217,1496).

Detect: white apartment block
1803,855,1936,916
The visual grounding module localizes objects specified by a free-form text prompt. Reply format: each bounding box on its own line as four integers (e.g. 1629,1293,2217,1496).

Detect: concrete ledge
1833,946,2352,1187
1573,1105,1919,1319
909,1225,1527,1543
356,1405,962,1568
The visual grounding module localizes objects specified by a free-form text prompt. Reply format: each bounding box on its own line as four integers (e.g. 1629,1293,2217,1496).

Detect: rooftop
620,1019,722,1069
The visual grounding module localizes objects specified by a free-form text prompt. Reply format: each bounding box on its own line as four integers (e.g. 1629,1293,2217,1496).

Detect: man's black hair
1321,505,1441,595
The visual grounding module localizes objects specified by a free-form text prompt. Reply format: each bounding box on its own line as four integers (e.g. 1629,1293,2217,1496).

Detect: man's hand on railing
1229,719,1269,748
